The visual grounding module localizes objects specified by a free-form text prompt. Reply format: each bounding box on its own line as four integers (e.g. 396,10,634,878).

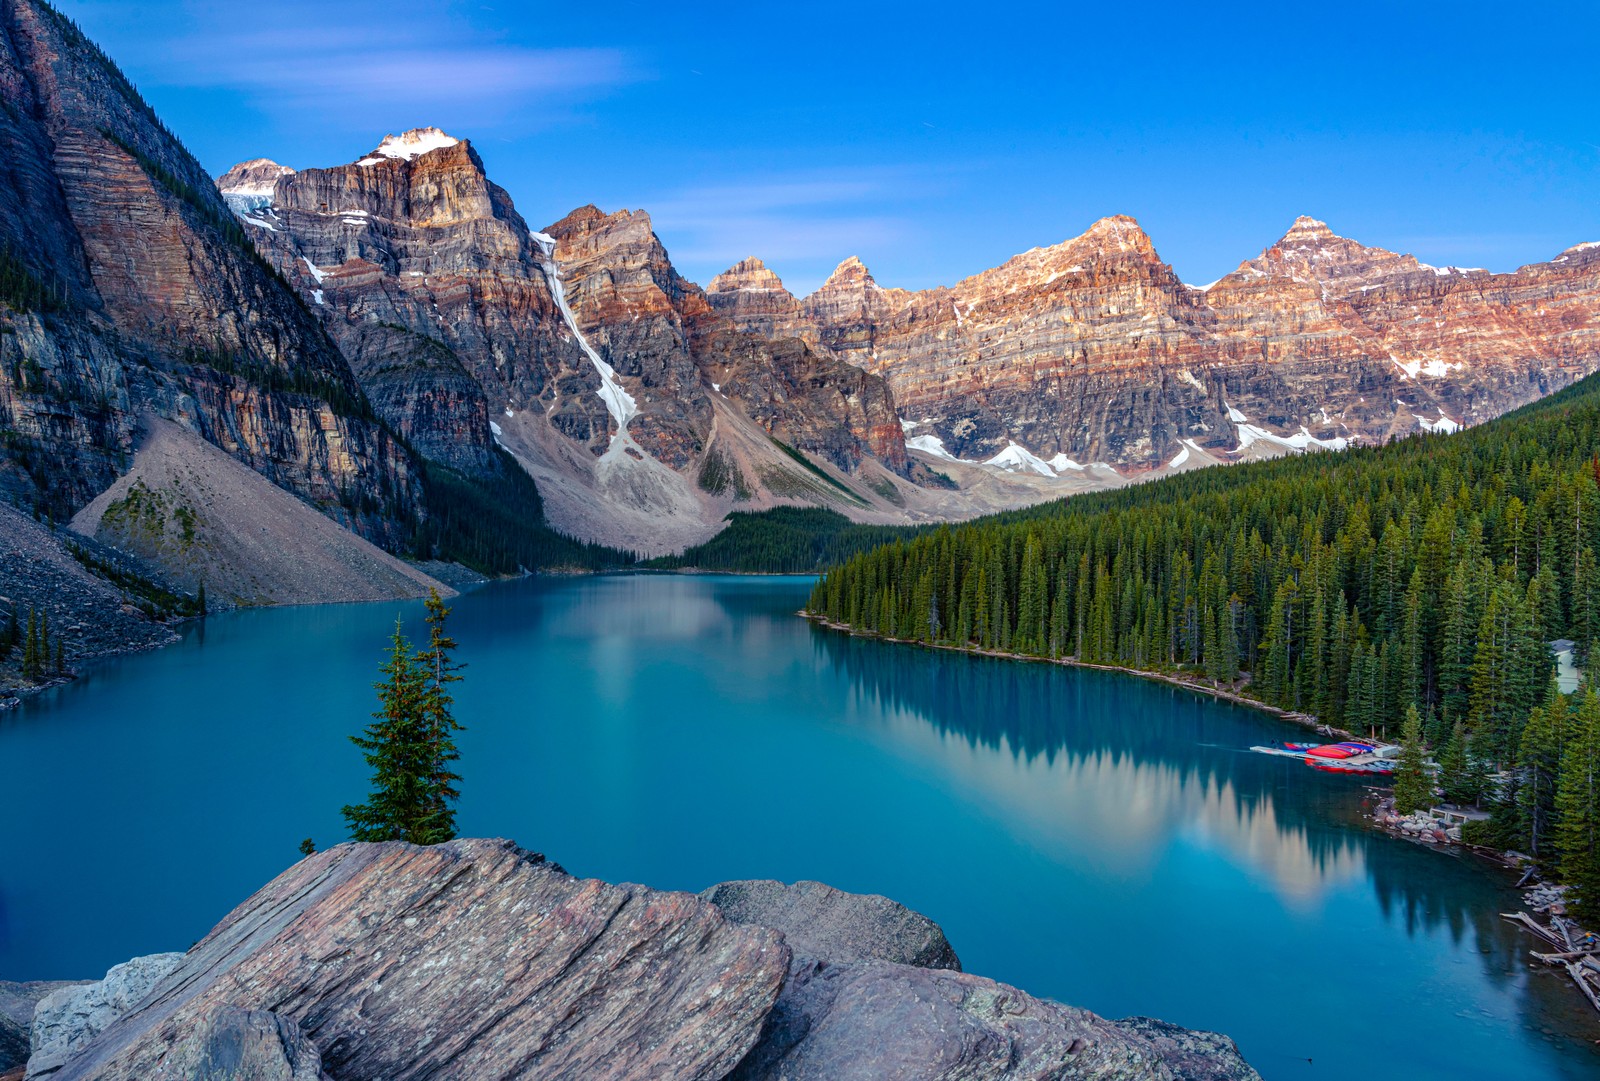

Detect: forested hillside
810,372,1600,902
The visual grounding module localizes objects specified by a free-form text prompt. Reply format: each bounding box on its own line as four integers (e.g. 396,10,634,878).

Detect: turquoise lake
2,574,1596,1079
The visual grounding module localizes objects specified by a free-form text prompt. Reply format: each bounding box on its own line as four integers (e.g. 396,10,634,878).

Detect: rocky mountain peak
216,158,295,197
1227,215,1440,294
1284,215,1334,237
823,255,874,287
708,257,792,297
355,126,460,165
1078,214,1156,257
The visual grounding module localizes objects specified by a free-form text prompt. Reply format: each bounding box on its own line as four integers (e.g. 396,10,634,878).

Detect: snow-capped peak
356,127,460,166
217,158,295,199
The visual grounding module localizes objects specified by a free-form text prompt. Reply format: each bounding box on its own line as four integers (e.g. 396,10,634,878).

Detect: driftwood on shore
1507,909,1600,1018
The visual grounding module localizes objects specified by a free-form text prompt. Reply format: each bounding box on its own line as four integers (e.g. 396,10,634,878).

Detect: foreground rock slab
43,839,789,1081
731,959,1258,1081
703,878,961,970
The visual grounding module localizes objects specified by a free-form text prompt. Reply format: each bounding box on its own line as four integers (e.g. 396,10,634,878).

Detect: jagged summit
216,158,295,201
708,257,791,295
816,255,876,291
356,127,460,165
1074,215,1157,258
1285,215,1334,235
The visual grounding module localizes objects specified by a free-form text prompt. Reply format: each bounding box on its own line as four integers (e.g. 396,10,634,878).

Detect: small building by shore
1550,639,1583,695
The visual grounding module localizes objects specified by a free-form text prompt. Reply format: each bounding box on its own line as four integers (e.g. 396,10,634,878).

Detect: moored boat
1249,739,1399,774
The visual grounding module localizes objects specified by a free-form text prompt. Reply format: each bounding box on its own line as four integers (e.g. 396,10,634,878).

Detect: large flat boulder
730,957,1259,1081
702,879,961,970
44,839,789,1081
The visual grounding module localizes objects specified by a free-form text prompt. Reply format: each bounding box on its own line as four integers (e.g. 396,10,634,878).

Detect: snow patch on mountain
984,442,1057,477
357,127,460,166
530,233,638,434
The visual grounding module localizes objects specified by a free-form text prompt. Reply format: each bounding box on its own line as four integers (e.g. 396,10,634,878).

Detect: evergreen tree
1393,703,1431,815
414,589,466,845
342,621,430,842
1555,690,1600,919
1518,679,1570,858
1437,721,1475,806
299,837,316,856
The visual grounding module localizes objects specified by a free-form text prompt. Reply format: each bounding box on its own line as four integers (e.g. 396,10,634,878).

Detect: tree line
650,507,921,573
809,372,1600,911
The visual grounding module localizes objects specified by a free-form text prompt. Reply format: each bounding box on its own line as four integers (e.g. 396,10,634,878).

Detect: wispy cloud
67,0,637,134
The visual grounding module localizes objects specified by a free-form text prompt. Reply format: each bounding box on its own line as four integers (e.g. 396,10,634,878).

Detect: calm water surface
2,575,1595,1079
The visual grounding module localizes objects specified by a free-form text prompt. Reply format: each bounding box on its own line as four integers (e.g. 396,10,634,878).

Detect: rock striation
706,257,810,343
0,0,420,543
220,136,919,553
40,839,790,1081
711,216,1600,469
33,843,1258,1081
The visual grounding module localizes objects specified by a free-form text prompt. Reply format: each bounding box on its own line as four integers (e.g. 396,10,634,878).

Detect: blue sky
59,0,1600,295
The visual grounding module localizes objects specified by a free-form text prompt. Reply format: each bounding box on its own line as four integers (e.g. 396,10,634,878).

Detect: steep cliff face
219,134,589,473
0,0,419,540
713,216,1600,469
545,206,908,476
220,139,919,553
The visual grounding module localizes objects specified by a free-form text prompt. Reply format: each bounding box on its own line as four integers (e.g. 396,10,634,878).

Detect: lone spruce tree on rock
342,589,466,845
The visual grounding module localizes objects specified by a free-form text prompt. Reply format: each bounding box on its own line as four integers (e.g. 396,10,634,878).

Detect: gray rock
1114,1018,1261,1081
26,954,183,1077
45,839,788,1081
730,956,1247,1081
0,983,89,1071
152,1006,327,1081
702,879,961,971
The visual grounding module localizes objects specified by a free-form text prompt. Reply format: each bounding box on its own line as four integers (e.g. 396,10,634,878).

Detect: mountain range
3,0,1599,635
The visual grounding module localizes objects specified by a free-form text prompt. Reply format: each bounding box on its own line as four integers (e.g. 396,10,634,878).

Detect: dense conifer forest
809,373,1600,912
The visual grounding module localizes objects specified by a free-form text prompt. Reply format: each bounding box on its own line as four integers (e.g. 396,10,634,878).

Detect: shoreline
799,610,1356,740
801,608,1600,1023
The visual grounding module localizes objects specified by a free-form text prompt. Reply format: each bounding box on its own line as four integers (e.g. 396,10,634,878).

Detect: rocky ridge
709,216,1600,470
0,0,421,544
219,135,1023,555
25,839,1258,1081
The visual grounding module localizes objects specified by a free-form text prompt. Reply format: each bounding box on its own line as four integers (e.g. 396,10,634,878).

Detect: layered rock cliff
29,839,1259,1081
218,138,925,553
0,0,420,543
711,216,1600,469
